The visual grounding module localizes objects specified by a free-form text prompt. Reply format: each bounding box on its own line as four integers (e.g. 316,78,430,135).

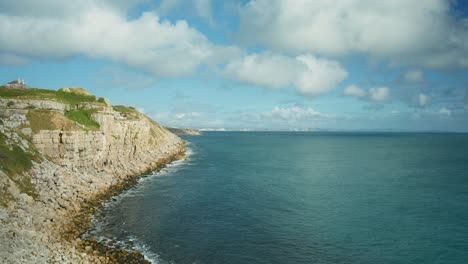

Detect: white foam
84,146,195,263
128,236,163,264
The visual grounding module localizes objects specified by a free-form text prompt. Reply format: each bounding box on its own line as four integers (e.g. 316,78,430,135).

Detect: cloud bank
238,0,468,68
344,85,390,102
223,53,348,96
0,0,236,77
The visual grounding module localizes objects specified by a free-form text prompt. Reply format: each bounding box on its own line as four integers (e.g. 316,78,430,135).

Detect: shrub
0,86,97,105
65,108,100,130
0,132,38,199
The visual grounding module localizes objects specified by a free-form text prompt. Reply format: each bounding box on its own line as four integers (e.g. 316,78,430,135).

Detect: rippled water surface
90,132,468,264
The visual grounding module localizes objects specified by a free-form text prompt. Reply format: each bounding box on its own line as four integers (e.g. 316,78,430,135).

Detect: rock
59,87,92,96
0,89,186,263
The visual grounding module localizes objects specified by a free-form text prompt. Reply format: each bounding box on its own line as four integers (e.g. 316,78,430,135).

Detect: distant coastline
165,127,202,136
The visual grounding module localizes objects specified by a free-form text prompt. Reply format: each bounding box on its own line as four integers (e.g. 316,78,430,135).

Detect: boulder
59,87,92,96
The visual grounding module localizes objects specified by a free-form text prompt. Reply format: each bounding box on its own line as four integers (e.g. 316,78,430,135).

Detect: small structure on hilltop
4,79,27,89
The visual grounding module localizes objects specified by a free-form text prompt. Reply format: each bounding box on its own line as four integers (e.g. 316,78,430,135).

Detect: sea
87,132,468,264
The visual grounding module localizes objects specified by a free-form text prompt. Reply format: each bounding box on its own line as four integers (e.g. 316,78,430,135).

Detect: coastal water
89,132,468,264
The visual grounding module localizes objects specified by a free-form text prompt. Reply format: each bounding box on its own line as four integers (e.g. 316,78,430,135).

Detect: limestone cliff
165,127,202,136
0,86,184,263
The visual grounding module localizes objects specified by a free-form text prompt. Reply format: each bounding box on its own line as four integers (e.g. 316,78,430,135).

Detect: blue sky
1,0,467,131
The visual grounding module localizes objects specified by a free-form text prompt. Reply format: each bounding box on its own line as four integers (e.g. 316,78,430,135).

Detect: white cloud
157,0,214,25
175,112,200,119
193,0,214,25
151,111,221,128
223,53,347,96
0,1,236,77
0,53,30,66
267,106,326,120
0,0,149,19
344,85,390,102
404,69,424,82
158,0,180,16
368,87,390,101
235,105,335,130
238,0,468,68
343,85,367,97
438,107,451,116
417,93,431,107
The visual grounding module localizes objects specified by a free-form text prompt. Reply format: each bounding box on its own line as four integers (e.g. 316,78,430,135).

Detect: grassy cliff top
0,86,99,105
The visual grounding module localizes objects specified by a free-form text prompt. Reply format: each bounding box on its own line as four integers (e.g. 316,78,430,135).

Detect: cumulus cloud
438,107,451,116
193,0,214,25
158,0,214,25
368,87,390,101
234,105,335,130
0,0,236,77
0,53,30,66
344,85,390,102
343,85,367,97
151,111,223,128
223,53,348,96
416,93,431,107
404,69,424,82
175,112,200,119
238,0,468,68
266,106,328,120
158,0,180,16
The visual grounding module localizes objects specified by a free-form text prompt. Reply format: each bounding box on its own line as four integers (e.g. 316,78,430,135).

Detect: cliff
165,127,202,136
0,86,185,263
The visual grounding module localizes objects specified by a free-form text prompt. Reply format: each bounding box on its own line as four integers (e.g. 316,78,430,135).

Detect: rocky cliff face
165,127,202,136
0,88,184,263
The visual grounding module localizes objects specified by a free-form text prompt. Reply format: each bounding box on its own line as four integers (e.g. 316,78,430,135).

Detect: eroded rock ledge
0,87,185,263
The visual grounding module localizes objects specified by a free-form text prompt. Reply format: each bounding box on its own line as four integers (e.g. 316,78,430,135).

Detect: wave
85,146,195,263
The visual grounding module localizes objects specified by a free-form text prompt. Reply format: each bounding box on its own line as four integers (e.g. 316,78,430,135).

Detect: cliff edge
165,127,201,136
0,85,185,263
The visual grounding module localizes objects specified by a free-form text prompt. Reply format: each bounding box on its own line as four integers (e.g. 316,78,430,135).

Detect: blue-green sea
89,132,468,264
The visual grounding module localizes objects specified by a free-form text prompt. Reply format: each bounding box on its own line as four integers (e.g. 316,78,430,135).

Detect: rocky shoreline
1,143,186,263
65,145,186,263
0,87,187,263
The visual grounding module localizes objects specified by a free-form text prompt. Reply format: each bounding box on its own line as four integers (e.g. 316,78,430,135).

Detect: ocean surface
88,132,468,264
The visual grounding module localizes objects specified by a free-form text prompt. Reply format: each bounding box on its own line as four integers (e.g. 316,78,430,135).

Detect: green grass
65,108,100,130
0,86,98,105
0,132,38,199
27,109,77,132
113,105,140,119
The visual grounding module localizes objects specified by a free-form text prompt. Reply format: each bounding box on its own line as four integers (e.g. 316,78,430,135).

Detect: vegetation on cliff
113,105,140,120
0,132,38,204
166,127,202,136
27,110,79,132
0,84,185,263
65,108,100,130
0,86,98,105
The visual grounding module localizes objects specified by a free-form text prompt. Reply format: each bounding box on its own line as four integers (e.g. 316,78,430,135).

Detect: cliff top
58,87,92,96
0,85,99,105
0,85,179,208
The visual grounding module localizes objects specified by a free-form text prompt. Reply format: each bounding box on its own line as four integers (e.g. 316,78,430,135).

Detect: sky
1,0,468,131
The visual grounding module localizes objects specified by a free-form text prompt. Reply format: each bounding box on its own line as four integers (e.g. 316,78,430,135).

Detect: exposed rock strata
165,127,201,136
0,95,184,263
